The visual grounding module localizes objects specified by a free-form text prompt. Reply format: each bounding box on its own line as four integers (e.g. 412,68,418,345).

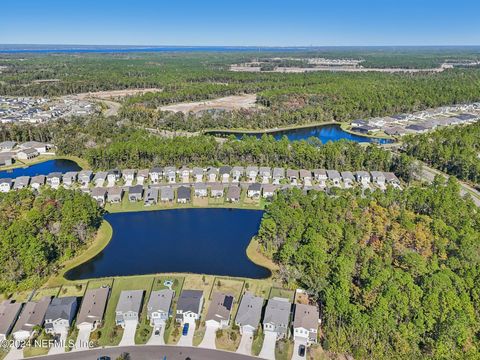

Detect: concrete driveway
236,330,254,355
291,338,308,360
147,325,165,345
118,320,137,347
177,320,196,347
73,324,92,351
198,323,219,349
258,331,277,360
4,346,24,360
48,331,67,355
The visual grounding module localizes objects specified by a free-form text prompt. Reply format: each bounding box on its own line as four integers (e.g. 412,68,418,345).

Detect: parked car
97,357,111,360
298,344,306,357
182,323,190,336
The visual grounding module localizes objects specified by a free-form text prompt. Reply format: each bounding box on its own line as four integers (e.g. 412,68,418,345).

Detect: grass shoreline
0,154,89,172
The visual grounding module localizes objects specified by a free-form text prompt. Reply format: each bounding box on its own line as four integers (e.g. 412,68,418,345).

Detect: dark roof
129,185,144,195
45,297,77,321
177,290,203,313
177,186,191,200
227,186,241,199
248,183,262,191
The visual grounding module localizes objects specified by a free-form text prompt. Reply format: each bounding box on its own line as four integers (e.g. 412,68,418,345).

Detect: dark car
182,323,190,336
97,357,111,360
298,344,306,357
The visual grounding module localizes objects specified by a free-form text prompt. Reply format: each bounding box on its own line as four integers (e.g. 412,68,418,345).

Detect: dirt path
160,94,257,113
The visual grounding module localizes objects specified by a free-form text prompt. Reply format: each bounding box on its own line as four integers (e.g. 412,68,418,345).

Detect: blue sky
1,0,478,46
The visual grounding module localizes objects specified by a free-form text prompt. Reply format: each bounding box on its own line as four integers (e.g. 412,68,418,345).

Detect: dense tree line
0,188,103,293
403,123,480,185
0,116,417,180
256,178,480,359
1,53,480,132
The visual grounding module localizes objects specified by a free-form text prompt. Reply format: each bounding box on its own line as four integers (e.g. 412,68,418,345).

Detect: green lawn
93,275,155,346
32,287,61,301
269,287,295,302
58,283,87,297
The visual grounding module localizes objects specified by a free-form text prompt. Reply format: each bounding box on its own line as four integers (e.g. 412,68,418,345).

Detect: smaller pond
66,208,270,280
0,159,82,179
207,124,393,144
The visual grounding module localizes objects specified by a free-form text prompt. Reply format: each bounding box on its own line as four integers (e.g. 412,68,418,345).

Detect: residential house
19,141,51,153
299,169,312,186
226,186,241,202
160,186,174,202
247,183,262,198
176,290,204,324
205,292,234,329
76,287,110,330
355,171,371,187
91,187,107,206
0,300,23,341
93,171,107,187
293,304,319,345
235,292,263,335
313,169,327,187
180,167,190,183
0,153,13,166
107,186,123,204
245,166,259,183
192,167,204,183
340,171,355,188
13,176,30,190
210,183,224,198
370,171,386,188
115,290,144,328
128,185,144,202
62,171,78,187
0,178,12,193
144,187,159,206
147,289,174,331
164,167,177,184
231,166,244,183
137,169,150,185
272,167,285,184
177,186,191,203
262,184,276,199
263,297,292,340
107,169,121,186
149,167,163,184
47,172,62,189
384,172,401,187
78,170,93,187
219,166,232,183
12,296,51,342
406,124,429,133
194,183,208,197
259,167,272,184
0,140,16,151
44,297,78,335
122,169,136,186
31,175,46,190
206,167,218,183
286,169,299,185
17,148,39,160
326,170,341,187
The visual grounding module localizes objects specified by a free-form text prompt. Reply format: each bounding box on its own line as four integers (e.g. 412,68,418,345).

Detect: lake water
66,208,270,280
207,124,393,144
0,159,82,179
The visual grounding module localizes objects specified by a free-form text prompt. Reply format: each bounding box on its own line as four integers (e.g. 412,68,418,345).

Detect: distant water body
0,159,81,179
207,124,393,144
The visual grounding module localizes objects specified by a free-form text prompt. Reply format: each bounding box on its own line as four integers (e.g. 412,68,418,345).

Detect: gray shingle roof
147,289,174,318
177,290,203,314
235,292,263,329
45,297,77,322
116,290,144,314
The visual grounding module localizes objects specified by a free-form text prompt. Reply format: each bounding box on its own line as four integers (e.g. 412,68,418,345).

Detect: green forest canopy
403,122,480,186
0,188,103,293
256,177,480,359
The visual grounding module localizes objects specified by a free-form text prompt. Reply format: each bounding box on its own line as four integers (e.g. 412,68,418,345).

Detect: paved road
416,161,480,207
32,345,257,360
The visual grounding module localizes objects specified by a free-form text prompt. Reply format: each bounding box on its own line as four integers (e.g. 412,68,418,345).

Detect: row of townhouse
0,287,110,347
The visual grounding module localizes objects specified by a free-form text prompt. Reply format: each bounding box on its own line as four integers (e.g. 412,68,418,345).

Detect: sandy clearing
160,94,257,113
75,88,163,100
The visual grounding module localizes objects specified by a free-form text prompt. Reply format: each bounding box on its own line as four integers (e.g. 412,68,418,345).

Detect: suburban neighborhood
0,276,320,360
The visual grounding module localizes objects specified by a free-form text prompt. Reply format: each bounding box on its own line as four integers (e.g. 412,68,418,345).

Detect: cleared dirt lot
75,88,162,100
160,94,257,113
